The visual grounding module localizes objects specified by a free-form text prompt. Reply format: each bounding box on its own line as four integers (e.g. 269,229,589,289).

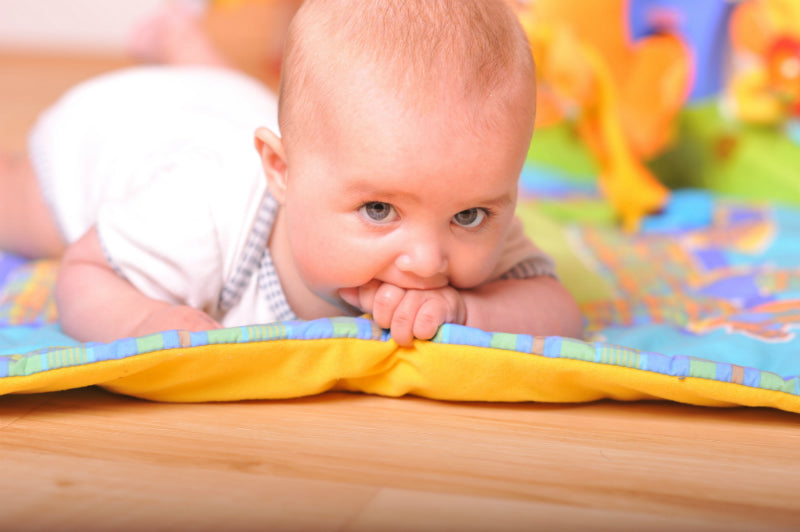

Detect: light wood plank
2,389,800,530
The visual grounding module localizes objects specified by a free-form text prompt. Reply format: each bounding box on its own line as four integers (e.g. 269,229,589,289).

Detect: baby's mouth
374,273,450,291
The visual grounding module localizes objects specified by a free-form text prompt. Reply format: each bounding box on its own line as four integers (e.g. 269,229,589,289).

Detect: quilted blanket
2,160,800,412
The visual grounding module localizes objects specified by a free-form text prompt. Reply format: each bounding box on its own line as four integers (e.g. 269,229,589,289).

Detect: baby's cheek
296,236,374,288
449,246,502,288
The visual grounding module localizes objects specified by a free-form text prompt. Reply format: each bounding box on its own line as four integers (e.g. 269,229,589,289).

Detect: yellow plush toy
517,0,692,231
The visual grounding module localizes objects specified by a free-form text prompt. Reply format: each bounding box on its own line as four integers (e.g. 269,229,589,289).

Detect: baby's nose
394,237,448,279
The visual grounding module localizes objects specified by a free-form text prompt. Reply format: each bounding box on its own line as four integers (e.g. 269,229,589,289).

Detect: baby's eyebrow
342,178,514,209
343,182,395,197
341,180,414,202
476,193,514,209
458,192,514,213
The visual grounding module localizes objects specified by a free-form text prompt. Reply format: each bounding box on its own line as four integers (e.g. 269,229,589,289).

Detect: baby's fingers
389,291,444,346
371,283,406,330
338,280,382,313
411,297,448,341
338,287,363,310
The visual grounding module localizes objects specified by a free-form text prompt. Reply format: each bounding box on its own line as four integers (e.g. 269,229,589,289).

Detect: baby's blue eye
360,201,396,222
453,208,486,228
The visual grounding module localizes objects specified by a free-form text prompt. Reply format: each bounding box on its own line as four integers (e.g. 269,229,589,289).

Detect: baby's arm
56,227,221,343
340,276,583,346
461,276,583,339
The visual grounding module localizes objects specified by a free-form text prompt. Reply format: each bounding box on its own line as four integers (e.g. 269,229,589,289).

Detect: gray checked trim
218,192,282,313
499,255,557,280
258,251,296,321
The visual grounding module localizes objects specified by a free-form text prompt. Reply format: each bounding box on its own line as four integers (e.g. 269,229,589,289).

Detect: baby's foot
129,0,229,67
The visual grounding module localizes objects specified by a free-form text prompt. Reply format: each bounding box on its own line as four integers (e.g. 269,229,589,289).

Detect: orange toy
518,0,691,231
729,0,800,124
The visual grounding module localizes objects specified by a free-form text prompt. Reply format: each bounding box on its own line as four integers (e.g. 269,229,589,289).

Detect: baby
0,0,583,346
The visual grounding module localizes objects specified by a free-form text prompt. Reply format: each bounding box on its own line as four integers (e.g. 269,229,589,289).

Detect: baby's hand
339,281,466,346
131,304,222,338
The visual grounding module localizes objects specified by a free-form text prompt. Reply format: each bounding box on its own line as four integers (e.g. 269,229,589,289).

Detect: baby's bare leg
129,1,230,68
0,151,65,259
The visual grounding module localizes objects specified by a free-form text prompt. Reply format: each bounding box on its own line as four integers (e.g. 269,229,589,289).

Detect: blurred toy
519,0,692,231
728,0,800,126
210,0,302,83
628,0,735,102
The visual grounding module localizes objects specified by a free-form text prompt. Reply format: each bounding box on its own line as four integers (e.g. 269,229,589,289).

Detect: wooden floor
2,17,800,532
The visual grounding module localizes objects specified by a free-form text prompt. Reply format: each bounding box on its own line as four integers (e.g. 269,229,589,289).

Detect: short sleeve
489,216,557,281
96,148,227,316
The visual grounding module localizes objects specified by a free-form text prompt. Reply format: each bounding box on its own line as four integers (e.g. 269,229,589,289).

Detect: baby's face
280,91,533,311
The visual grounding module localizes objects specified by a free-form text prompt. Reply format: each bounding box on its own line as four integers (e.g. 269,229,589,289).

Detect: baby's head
256,0,538,313
277,0,536,149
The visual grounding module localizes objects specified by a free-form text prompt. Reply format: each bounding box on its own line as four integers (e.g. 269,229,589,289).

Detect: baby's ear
254,127,288,203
